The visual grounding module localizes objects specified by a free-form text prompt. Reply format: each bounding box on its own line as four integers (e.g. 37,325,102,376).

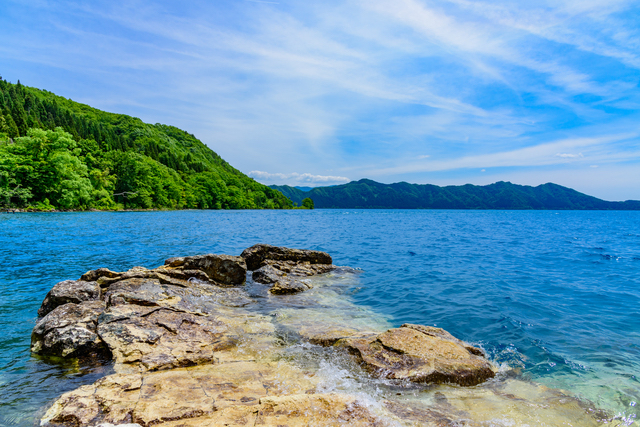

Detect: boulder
164,254,246,286
402,323,486,356
336,325,495,386
241,244,332,270
31,301,109,358
37,280,101,317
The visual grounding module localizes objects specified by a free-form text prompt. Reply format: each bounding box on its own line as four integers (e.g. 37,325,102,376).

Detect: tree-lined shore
0,78,292,211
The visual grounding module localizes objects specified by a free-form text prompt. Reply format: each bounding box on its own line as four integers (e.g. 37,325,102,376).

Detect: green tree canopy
0,78,293,211
302,197,314,209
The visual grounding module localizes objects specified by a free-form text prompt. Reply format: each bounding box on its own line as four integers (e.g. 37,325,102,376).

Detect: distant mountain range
270,179,640,210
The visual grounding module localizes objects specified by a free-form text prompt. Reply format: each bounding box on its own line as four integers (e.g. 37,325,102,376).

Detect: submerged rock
37,280,101,317
269,276,313,294
336,325,495,386
241,243,332,270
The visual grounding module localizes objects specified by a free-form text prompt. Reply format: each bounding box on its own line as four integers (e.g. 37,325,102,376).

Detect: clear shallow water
0,210,639,426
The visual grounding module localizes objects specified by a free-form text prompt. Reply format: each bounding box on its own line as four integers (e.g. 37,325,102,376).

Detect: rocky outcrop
31,257,250,368
336,325,495,386
31,301,109,358
164,254,247,286
34,245,604,427
241,243,332,270
37,280,101,317
40,361,385,427
97,304,235,371
247,247,335,295
80,268,120,282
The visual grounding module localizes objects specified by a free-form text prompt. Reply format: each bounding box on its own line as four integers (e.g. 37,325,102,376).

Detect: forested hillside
0,78,292,210
271,179,640,210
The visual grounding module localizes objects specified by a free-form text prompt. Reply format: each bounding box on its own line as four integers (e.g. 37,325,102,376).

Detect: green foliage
301,197,314,209
270,180,640,210
0,78,292,211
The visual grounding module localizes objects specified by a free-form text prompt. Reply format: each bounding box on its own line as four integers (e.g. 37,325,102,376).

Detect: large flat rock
337,325,495,386
97,305,235,371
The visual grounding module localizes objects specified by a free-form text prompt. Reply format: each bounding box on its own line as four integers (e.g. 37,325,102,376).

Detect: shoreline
30,245,622,426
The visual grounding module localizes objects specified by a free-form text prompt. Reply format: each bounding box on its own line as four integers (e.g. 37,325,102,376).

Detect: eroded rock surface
336,325,495,386
248,247,335,295
80,268,120,282
97,305,234,371
241,243,332,270
38,280,101,317
164,254,247,286
34,246,609,427
31,301,108,358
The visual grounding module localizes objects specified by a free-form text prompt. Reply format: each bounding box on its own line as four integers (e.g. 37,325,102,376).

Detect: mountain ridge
271,179,640,210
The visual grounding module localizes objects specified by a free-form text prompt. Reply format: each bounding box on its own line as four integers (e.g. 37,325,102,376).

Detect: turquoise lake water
0,210,639,426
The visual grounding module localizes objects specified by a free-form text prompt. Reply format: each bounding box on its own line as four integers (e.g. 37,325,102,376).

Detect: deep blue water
0,210,639,426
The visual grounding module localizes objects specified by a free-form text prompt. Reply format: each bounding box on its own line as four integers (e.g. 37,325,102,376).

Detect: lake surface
0,209,639,426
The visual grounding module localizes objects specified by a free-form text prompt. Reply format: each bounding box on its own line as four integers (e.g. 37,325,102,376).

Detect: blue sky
1,0,639,200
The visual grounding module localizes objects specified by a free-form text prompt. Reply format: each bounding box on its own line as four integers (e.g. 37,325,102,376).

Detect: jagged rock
96,267,214,289
241,244,332,270
96,305,235,371
164,254,246,286
270,277,313,295
336,325,495,386
31,301,109,358
80,268,120,282
37,280,101,317
96,267,153,288
152,267,210,283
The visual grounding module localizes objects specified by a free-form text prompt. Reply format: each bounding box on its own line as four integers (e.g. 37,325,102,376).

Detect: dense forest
271,179,640,210
0,78,292,210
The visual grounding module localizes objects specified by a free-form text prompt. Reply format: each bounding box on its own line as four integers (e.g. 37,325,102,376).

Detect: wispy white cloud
358,133,639,176
555,153,584,158
249,171,350,184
